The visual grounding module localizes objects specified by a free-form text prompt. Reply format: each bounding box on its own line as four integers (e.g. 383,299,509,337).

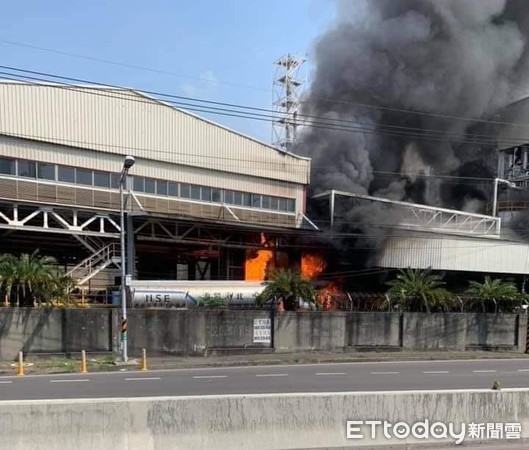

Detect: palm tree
466,276,520,313
258,268,316,311
0,254,17,306
0,252,70,307
15,252,60,306
42,273,78,307
386,268,452,313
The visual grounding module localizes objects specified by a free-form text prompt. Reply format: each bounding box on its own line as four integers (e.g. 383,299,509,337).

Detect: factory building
0,82,319,298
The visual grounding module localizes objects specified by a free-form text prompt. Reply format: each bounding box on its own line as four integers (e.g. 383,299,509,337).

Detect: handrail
496,201,529,212
67,243,120,278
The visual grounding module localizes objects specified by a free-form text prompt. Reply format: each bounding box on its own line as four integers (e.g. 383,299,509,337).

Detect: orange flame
301,253,326,280
316,282,340,310
245,233,274,281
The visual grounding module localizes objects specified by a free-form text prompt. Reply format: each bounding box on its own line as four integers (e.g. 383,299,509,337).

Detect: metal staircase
67,243,121,286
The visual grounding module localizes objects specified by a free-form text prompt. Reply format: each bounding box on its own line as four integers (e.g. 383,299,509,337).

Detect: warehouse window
144,178,156,194
180,183,191,198
94,171,110,188
242,193,252,207
190,185,201,200
58,165,75,183
201,187,212,202
261,195,271,209
168,182,178,197
157,180,168,196
0,157,15,175
251,194,261,208
1,157,298,215
37,163,56,181
76,168,93,186
224,190,234,204
233,191,242,206
133,176,144,192
110,173,120,189
18,160,36,178
212,188,222,203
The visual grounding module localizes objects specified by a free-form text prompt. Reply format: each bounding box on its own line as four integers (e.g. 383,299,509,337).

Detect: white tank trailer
129,280,269,308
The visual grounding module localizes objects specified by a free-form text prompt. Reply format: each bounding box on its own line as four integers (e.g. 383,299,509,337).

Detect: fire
245,233,274,281
301,253,326,280
317,282,341,311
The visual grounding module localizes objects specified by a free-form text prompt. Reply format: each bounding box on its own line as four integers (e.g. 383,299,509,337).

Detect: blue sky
0,0,336,143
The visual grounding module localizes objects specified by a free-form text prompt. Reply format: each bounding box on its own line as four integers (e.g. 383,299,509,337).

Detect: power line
3,65,529,146
0,66,523,214
4,40,529,133
1,68,528,177
0,39,269,93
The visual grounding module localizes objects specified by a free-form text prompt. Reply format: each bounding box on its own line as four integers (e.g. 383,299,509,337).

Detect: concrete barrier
1,389,529,449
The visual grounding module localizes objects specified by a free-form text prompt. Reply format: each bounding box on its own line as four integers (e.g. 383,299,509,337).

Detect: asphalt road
0,358,529,400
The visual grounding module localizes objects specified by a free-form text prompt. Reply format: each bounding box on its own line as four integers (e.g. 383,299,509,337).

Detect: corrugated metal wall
0,135,306,213
377,234,529,274
0,83,311,185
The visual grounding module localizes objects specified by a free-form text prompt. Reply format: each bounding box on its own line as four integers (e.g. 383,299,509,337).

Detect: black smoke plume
295,0,529,265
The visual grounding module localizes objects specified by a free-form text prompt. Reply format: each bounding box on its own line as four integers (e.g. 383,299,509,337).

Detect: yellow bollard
81,350,88,373
17,351,24,376
141,348,148,371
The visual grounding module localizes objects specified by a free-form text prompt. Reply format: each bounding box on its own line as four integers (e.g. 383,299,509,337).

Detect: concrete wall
0,308,113,359
1,389,529,449
128,310,271,356
274,312,347,352
0,309,525,358
348,313,401,349
403,313,467,351
466,313,523,350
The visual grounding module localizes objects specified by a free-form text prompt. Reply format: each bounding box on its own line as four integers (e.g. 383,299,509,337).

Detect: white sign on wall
253,318,271,344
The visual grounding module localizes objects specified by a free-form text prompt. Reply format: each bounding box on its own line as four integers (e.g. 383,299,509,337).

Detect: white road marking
371,371,400,375
124,377,161,381
0,381,12,384
423,371,450,374
472,370,497,373
193,375,228,379
518,369,529,372
50,379,90,383
315,372,347,376
255,374,288,377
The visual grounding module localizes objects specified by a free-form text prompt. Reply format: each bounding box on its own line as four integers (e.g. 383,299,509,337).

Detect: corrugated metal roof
0,81,311,185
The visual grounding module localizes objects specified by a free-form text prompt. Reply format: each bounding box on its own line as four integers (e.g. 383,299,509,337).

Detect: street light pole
119,155,135,363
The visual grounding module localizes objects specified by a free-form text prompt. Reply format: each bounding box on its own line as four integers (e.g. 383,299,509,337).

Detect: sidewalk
138,350,529,370
1,350,528,376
